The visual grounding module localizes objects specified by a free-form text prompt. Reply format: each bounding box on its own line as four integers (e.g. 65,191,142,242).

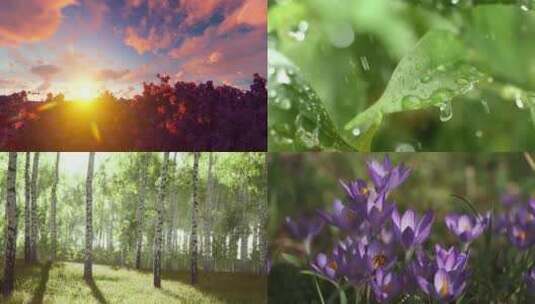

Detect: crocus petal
417,276,432,295
434,269,451,299
415,210,434,243
401,228,415,248
401,209,416,231
392,207,401,230
316,253,327,268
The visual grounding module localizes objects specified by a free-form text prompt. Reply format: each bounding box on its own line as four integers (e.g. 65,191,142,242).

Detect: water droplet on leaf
438,101,453,122
360,56,370,71
276,69,291,85
395,143,415,152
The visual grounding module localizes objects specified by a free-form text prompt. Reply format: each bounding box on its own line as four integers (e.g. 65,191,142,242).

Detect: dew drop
515,93,525,109
360,56,370,71
481,99,490,114
401,95,421,110
326,22,355,48
276,69,291,85
451,0,460,4
279,98,292,110
352,128,361,137
438,101,453,122
420,75,432,83
475,130,483,138
395,143,416,152
288,20,309,42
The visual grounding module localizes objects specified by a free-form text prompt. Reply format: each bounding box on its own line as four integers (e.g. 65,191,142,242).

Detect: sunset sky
0,0,266,99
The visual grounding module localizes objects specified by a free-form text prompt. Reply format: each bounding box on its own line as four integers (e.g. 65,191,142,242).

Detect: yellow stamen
373,255,386,269
439,279,449,297
328,261,337,270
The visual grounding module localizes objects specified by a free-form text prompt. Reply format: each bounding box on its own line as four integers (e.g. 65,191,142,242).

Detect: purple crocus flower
434,245,469,272
371,268,401,303
392,208,434,248
285,215,324,254
366,189,395,228
507,223,535,250
367,156,411,195
310,253,339,281
317,199,362,231
503,203,535,249
416,245,469,303
525,267,535,295
501,192,520,208
408,250,436,291
340,179,369,203
285,215,324,242
359,240,396,274
445,212,490,243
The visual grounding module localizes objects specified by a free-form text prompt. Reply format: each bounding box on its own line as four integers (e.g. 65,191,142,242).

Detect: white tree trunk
24,152,31,263
50,152,59,261
153,152,170,288
30,152,40,262
2,152,17,297
135,152,149,269
191,152,200,284
84,152,95,281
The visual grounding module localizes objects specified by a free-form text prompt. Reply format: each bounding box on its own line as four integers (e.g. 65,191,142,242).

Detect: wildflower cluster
284,157,502,303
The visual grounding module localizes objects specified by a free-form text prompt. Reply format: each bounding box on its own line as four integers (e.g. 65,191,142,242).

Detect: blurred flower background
268,153,535,303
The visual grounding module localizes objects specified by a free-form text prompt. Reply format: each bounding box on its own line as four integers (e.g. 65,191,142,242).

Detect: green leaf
281,253,303,267
339,289,348,304
345,29,487,143
268,48,356,151
300,270,339,288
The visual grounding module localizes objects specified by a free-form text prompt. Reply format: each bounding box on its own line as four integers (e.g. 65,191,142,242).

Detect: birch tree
153,152,169,288
84,152,95,281
24,152,31,263
2,152,17,297
50,152,60,261
30,152,40,262
135,152,149,270
191,152,200,284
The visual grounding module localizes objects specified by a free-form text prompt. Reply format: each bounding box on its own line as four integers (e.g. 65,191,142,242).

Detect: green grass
0,261,266,304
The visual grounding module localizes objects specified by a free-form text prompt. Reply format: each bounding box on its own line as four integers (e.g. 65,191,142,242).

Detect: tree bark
84,152,95,281
2,152,17,297
30,152,40,262
153,152,170,288
191,152,200,284
259,155,268,274
24,152,31,263
203,153,214,271
135,153,149,270
50,152,59,261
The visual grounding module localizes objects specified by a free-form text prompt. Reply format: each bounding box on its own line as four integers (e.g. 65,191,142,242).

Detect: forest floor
0,261,266,304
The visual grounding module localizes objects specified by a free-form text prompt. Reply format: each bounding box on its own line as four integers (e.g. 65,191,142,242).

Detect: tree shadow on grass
160,288,189,302
85,277,108,304
29,262,51,304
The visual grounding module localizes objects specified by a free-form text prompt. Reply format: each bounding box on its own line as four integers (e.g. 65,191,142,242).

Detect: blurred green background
268,0,535,151
267,152,535,303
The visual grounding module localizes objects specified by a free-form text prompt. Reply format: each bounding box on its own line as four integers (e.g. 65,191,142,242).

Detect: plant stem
354,287,359,304
313,276,326,304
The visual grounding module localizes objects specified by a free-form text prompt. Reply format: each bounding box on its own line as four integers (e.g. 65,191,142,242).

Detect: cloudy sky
0,0,266,99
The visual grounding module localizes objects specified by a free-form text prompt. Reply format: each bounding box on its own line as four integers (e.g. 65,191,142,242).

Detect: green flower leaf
268,48,356,151
345,29,487,143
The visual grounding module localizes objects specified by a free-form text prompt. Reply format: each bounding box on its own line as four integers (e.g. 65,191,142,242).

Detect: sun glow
71,79,99,102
